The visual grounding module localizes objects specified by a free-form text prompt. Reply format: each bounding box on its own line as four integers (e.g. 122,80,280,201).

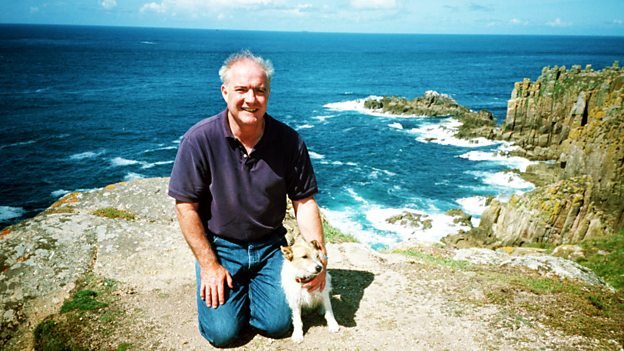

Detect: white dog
280,236,340,343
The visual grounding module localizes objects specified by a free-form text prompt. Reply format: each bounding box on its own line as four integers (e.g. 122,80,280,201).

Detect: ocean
1,24,623,248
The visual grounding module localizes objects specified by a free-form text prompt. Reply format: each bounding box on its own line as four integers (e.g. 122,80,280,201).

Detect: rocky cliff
471,63,624,247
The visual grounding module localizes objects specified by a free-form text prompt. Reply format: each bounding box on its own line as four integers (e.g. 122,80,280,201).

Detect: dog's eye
302,254,308,259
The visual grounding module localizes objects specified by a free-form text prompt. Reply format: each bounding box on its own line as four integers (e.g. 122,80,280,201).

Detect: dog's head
281,238,325,283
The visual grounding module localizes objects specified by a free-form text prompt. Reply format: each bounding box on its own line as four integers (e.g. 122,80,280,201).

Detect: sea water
1,24,623,248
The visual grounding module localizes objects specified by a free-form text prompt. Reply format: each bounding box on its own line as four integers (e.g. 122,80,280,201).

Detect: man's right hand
200,262,234,308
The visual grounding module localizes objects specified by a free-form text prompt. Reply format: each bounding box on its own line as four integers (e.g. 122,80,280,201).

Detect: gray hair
218,50,274,86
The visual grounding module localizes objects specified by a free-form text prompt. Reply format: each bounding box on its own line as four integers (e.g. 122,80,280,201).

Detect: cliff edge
1,178,622,350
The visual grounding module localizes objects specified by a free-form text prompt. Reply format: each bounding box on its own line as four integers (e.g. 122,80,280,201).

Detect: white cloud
101,0,118,10
350,0,397,10
141,2,168,13
510,18,528,26
140,0,287,15
546,17,570,28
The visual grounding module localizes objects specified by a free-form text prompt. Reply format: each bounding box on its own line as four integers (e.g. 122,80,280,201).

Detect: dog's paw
328,321,340,333
291,332,304,343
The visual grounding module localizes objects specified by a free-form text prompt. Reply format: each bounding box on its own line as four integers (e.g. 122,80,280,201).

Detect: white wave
322,208,397,248
324,96,426,118
477,171,534,190
411,118,500,147
143,145,177,153
346,188,369,205
0,140,36,150
69,151,104,160
124,172,145,181
312,115,335,122
111,157,140,167
141,41,157,45
456,196,488,216
296,124,314,130
366,207,471,244
51,189,71,198
308,151,324,160
388,122,403,129
0,206,25,221
141,160,174,169
459,149,535,172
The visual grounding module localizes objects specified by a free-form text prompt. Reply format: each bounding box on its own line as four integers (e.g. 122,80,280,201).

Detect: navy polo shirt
168,109,318,242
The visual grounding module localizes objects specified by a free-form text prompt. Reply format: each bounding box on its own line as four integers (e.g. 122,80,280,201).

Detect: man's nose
244,89,257,102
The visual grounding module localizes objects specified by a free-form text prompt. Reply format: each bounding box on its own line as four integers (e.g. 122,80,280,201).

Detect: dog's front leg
322,292,340,333
291,304,305,343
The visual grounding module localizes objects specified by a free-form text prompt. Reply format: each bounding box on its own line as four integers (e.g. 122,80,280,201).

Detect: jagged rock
386,211,433,230
453,63,624,249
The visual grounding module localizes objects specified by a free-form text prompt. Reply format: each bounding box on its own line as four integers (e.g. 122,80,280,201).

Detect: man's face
221,59,270,128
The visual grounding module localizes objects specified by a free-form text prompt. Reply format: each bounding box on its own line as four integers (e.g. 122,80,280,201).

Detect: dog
280,235,339,343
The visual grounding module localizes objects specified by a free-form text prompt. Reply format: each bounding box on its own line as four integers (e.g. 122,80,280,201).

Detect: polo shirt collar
219,109,274,150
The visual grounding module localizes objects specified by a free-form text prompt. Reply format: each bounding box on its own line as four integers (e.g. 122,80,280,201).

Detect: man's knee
253,309,292,338
198,316,243,348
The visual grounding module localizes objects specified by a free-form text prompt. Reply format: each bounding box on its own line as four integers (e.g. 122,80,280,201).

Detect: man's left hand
303,269,327,292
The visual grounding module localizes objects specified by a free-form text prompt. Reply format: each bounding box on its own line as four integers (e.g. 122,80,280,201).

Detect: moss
91,208,136,221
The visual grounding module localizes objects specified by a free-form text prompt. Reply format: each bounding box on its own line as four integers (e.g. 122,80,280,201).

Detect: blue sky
1,0,623,36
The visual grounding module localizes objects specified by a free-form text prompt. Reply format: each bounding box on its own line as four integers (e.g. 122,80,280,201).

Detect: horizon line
2,22,623,38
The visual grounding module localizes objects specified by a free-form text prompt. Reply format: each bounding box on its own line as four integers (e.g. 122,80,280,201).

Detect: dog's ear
310,240,322,251
281,246,293,261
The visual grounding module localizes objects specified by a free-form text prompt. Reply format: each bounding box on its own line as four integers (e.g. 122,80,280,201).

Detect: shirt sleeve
287,137,318,201
168,133,211,203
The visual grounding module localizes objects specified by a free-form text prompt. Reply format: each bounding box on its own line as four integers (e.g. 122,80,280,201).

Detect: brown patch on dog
281,246,294,261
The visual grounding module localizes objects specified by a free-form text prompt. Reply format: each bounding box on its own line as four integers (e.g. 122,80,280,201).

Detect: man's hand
200,261,234,308
302,269,327,292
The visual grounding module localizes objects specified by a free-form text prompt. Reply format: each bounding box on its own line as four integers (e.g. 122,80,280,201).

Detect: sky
0,0,623,36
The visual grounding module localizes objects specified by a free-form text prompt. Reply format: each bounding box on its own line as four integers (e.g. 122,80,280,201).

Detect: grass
395,248,470,270
323,219,358,243
91,208,136,221
465,266,624,347
577,229,624,290
32,274,131,351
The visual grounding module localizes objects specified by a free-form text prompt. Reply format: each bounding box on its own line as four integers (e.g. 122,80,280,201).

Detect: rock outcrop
364,91,496,139
471,63,624,246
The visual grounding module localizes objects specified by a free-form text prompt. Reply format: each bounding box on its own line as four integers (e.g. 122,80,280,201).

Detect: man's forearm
175,202,218,268
292,196,326,254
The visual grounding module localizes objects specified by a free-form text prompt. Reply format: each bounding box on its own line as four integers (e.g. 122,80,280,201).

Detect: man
168,50,328,347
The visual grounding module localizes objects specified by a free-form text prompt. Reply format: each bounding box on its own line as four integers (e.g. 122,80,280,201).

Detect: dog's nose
315,264,323,273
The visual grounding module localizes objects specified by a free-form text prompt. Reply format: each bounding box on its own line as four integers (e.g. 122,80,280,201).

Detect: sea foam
459,149,535,172
410,118,500,147
69,151,104,160
456,196,488,216
0,206,26,221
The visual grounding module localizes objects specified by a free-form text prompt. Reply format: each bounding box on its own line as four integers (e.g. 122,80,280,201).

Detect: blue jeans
195,232,292,347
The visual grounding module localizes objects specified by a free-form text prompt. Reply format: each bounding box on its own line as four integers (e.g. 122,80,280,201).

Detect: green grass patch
577,229,624,290
323,220,358,243
91,207,136,220
395,249,470,270
60,290,108,313
468,267,624,346
33,274,131,351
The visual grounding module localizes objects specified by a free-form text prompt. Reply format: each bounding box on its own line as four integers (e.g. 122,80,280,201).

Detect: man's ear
281,246,293,261
310,240,322,251
221,84,228,102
